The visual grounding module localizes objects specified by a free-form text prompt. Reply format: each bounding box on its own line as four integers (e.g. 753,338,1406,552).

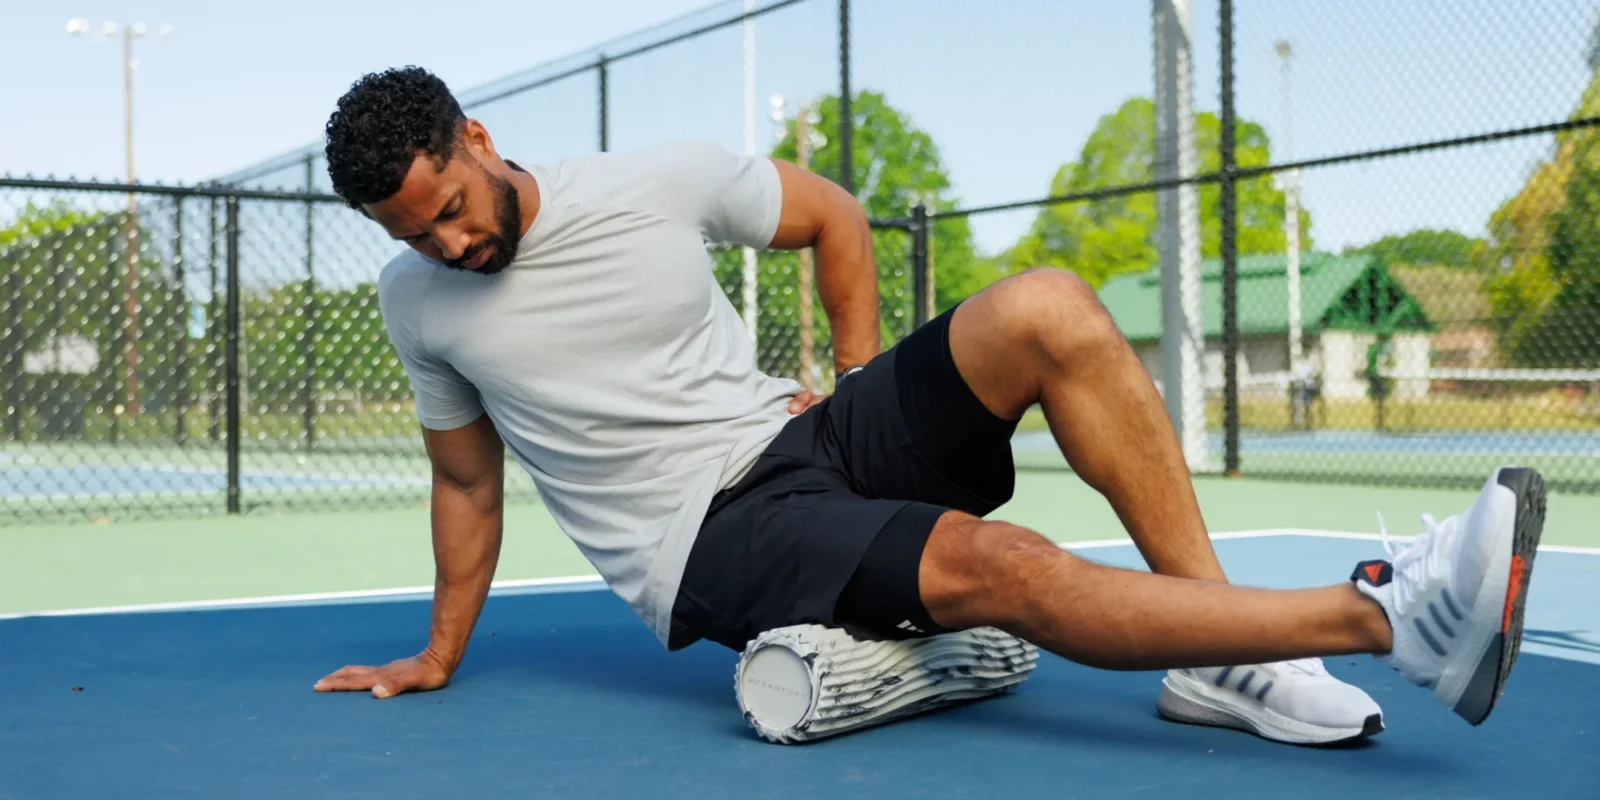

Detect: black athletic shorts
668,304,1022,651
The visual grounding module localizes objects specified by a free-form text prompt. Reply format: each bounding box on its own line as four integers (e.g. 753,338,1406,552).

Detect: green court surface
2,470,1595,617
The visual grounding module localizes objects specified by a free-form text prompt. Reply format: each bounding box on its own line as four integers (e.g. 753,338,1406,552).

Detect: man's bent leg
946,268,1225,582
919,511,1393,670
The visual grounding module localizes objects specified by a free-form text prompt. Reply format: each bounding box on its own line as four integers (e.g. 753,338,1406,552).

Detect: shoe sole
1157,674,1383,745
1453,467,1546,726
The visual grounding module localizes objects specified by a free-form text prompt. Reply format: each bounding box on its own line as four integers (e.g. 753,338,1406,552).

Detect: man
312,67,1546,745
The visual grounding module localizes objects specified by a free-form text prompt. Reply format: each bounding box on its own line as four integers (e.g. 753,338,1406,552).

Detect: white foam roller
734,624,1039,744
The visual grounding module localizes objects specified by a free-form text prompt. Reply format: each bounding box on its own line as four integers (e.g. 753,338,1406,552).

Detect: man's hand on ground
788,390,827,415
313,649,453,699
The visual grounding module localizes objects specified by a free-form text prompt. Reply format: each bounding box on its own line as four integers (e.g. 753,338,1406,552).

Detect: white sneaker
1351,466,1546,725
1157,658,1384,744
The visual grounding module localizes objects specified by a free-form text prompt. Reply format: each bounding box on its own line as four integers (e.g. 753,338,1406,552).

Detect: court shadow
455,625,738,709
1524,628,1600,658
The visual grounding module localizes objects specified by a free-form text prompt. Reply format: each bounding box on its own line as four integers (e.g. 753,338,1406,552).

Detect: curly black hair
324,67,466,208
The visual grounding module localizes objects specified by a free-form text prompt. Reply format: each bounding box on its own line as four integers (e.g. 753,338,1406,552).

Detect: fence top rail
0,176,347,203
931,115,1600,221
214,0,817,186
18,114,1598,221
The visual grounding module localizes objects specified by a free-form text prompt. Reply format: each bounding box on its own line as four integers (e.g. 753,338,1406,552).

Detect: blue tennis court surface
3,534,1596,797
0,463,429,500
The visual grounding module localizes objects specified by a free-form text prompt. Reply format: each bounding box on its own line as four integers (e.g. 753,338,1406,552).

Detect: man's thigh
669,459,948,651
823,303,1021,516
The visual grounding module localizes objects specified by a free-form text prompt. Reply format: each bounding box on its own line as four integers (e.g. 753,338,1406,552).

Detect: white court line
0,575,608,621
1235,527,1600,555
1,529,1594,621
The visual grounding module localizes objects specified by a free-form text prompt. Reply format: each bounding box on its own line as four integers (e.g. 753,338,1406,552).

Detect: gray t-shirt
377,140,804,647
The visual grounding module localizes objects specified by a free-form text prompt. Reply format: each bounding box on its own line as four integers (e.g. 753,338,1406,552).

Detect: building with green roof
1095,252,1436,400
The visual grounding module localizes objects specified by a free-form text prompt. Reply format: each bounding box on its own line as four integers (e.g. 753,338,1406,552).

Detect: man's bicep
422,415,503,493
765,158,864,251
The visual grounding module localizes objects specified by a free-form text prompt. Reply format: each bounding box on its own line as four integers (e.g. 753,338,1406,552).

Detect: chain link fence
1217,0,1600,492
6,0,1600,524
0,182,544,523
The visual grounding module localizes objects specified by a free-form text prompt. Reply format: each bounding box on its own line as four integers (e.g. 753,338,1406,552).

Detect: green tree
1347,229,1483,269
1002,97,1310,288
715,90,1000,382
239,281,409,409
1,200,189,433
1479,68,1600,366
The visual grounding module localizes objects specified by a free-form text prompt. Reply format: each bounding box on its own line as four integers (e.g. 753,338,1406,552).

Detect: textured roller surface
734,624,1039,744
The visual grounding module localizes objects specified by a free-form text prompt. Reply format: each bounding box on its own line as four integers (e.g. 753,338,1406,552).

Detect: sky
4,0,1599,260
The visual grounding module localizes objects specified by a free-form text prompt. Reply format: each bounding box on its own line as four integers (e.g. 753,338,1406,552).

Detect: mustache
448,241,492,269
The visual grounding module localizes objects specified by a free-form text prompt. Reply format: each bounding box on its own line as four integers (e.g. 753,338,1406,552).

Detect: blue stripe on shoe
1441,588,1464,621
1214,666,1234,687
1236,670,1255,694
1429,602,1456,638
1415,618,1448,656
1256,680,1273,701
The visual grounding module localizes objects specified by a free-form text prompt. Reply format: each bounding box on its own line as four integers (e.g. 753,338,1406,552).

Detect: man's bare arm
766,159,881,374
314,413,504,698
420,413,506,672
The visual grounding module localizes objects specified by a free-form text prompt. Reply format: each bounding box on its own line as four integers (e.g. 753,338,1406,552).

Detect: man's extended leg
919,512,1388,670
914,455,1544,731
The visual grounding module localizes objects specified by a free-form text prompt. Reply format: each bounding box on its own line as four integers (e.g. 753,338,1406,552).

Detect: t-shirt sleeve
651,140,783,249
377,266,485,431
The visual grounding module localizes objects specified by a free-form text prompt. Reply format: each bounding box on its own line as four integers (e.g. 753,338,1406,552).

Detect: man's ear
459,119,498,162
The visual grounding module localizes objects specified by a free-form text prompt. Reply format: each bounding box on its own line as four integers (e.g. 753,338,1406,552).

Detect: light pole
770,95,829,390
741,0,759,343
66,18,172,417
1273,38,1308,427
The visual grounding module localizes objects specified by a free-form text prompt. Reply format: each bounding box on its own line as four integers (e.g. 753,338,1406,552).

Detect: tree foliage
1002,97,1310,288
0,201,190,417
1346,229,1483,269
714,90,1001,382
1479,69,1600,366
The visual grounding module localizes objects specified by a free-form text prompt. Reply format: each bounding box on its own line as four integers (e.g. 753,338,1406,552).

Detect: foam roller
734,624,1039,744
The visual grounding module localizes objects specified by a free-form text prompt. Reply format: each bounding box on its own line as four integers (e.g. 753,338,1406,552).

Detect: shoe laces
1375,510,1454,612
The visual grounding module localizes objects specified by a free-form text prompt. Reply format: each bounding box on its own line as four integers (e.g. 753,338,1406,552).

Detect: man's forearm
424,479,504,673
812,210,881,372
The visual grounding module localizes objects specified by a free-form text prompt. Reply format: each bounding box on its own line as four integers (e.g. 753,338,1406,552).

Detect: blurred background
3,0,1599,531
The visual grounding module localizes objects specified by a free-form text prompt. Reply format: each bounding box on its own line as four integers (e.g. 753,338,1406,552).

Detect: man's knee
972,267,1125,369
918,511,1070,630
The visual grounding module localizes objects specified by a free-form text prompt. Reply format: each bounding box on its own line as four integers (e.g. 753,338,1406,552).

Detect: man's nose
433,225,471,260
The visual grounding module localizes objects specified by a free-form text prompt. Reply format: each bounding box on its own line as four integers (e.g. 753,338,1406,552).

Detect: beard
447,169,522,275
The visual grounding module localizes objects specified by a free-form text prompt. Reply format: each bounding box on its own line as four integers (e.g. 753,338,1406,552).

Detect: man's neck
504,159,541,238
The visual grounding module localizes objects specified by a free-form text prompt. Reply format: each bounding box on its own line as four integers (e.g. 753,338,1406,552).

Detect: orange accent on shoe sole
1501,554,1526,634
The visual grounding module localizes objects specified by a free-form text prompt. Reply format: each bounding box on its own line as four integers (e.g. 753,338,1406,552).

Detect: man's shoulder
375,249,436,309
541,140,740,188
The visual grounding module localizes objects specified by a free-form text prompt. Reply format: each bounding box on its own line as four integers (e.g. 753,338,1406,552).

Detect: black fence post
172,197,189,445
1219,0,1240,477
837,0,853,195
911,205,929,329
597,56,610,152
225,196,242,514
303,156,317,451
207,197,221,445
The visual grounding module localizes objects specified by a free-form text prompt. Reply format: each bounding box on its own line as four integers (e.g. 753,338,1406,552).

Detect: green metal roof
1095,251,1433,343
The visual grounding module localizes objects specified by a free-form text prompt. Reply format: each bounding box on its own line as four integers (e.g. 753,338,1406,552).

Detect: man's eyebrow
388,190,461,240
